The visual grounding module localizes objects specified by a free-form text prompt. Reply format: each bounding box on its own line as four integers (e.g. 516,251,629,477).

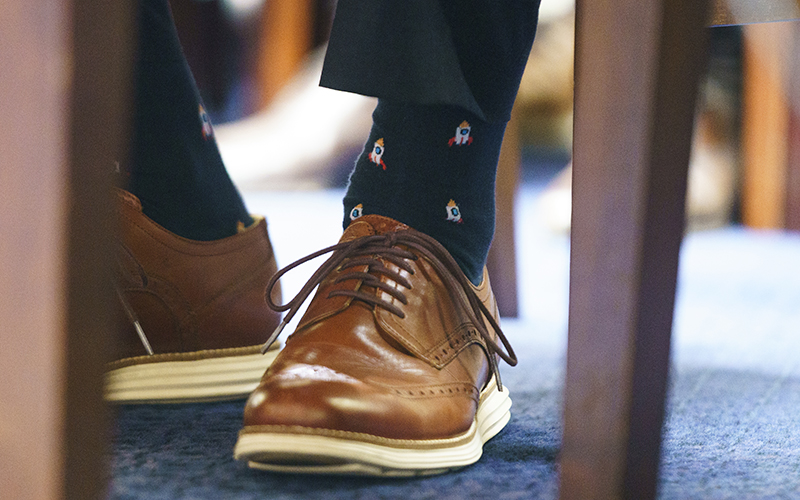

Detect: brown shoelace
261,229,518,390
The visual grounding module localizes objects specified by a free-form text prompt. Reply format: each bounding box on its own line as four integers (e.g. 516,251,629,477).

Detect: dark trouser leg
322,0,541,284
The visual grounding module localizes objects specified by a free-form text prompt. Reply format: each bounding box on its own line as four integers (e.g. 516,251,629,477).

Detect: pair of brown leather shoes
110,191,516,475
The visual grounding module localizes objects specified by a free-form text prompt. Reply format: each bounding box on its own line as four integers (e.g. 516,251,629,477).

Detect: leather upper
114,189,281,361
242,215,503,441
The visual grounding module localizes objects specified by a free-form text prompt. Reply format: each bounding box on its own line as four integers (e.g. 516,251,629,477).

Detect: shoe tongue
340,215,409,243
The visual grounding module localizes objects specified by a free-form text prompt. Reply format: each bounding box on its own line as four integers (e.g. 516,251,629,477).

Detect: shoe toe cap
243,362,477,441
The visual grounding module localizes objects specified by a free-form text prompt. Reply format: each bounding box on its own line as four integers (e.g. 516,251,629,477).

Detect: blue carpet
109,183,800,499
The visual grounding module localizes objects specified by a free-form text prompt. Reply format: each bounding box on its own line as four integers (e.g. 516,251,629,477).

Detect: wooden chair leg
740,20,800,230
488,106,521,318
257,0,314,108
787,21,800,231
64,2,136,499
560,1,710,499
2,2,132,499
741,21,793,228
1,4,72,498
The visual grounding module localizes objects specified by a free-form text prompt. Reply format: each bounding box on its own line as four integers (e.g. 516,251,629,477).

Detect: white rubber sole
105,346,279,404
233,377,512,476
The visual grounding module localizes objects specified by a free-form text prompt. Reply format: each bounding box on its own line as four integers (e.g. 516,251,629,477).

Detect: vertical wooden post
64,1,135,499
488,107,521,318
560,0,709,498
0,1,133,499
786,22,800,230
0,3,72,499
257,0,313,107
741,21,793,228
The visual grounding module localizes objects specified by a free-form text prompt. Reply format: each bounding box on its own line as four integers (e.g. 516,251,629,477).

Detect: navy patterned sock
343,100,507,285
124,0,252,241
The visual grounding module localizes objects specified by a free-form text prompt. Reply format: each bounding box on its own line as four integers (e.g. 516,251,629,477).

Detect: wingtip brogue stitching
237,214,517,473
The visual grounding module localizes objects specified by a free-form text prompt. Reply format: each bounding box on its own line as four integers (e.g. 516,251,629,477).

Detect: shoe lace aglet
261,318,287,354
116,287,154,356
133,320,154,356
490,355,504,393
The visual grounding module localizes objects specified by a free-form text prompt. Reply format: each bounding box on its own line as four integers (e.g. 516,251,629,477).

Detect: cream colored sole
105,346,279,404
233,377,512,476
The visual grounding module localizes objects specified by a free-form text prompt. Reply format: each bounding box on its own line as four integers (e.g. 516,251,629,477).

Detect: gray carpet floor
109,183,800,499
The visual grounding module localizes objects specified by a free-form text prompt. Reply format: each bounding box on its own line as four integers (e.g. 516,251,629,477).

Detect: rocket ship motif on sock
350,203,364,221
199,104,213,140
448,121,473,146
369,138,387,170
446,199,463,223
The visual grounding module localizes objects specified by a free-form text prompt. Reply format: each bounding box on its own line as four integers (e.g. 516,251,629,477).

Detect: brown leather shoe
106,189,281,404
234,214,517,476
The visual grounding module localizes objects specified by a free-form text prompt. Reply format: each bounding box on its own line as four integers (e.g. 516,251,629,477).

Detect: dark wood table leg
1,2,133,499
559,1,710,498
488,106,521,318
65,1,135,498
784,22,800,231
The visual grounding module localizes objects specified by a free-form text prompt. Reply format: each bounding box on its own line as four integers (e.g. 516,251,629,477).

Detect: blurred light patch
222,0,265,21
